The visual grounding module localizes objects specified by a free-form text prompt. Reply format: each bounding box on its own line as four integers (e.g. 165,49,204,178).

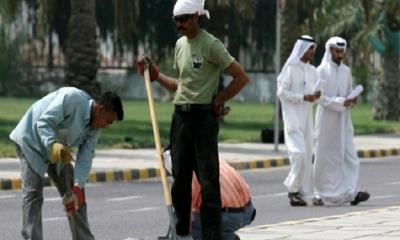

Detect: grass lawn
0,97,398,157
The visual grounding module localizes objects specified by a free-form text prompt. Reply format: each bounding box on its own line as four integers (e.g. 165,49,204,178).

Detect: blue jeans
17,145,94,240
192,202,256,240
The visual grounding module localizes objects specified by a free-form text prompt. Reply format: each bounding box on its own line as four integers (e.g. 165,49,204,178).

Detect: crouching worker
10,87,124,240
164,148,256,240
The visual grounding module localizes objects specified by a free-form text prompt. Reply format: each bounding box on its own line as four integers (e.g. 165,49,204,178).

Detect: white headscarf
319,36,347,67
277,35,316,86
173,0,210,19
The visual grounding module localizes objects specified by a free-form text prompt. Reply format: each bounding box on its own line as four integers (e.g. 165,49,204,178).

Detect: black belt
221,207,244,213
221,200,252,213
175,104,212,112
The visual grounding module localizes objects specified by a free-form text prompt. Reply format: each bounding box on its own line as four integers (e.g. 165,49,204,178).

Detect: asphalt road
0,156,399,240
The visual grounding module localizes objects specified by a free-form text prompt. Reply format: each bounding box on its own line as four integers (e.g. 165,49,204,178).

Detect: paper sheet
347,85,364,99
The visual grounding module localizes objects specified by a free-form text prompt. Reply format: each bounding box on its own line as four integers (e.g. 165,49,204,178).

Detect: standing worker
313,36,370,206
277,35,321,207
137,0,249,238
10,87,124,240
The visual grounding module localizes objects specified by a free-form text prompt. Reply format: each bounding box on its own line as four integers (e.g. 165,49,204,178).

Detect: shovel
142,59,177,240
59,129,77,240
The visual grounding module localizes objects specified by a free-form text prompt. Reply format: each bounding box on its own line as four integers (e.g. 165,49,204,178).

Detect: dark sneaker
312,197,324,206
288,192,307,206
233,234,240,240
350,191,370,206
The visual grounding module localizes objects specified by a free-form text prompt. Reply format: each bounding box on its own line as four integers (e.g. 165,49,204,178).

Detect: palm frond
36,0,57,40
115,0,140,42
232,0,256,20
0,0,21,24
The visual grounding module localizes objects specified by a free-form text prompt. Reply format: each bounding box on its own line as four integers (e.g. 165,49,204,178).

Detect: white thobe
314,61,359,204
277,62,317,194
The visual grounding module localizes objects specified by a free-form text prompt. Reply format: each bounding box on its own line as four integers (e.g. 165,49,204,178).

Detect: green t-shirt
173,29,235,104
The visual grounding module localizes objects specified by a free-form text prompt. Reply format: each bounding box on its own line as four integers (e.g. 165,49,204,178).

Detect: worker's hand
63,186,85,216
49,143,73,164
136,55,159,81
212,104,231,119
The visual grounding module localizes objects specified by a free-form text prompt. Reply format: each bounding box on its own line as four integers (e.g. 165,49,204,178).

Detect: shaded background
0,0,399,120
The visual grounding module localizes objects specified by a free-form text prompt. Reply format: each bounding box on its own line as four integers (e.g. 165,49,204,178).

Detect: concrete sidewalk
238,206,400,239
0,133,399,190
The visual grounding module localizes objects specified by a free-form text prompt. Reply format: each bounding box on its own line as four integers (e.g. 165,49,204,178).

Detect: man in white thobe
313,36,370,206
277,35,321,207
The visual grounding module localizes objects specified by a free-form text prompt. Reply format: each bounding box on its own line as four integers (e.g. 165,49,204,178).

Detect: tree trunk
64,0,100,97
281,0,300,68
47,29,53,69
373,44,400,120
307,0,316,35
54,0,71,54
373,6,400,121
228,6,240,60
205,5,227,42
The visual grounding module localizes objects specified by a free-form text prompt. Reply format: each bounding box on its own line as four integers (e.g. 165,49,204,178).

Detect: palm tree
37,0,57,68
96,0,140,59
35,0,141,96
310,0,400,121
281,0,300,67
64,0,100,96
312,0,375,100
206,0,256,59
371,1,400,121
115,0,139,42
0,0,21,24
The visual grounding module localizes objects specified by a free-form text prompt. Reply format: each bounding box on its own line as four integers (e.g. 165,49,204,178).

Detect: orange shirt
192,159,251,211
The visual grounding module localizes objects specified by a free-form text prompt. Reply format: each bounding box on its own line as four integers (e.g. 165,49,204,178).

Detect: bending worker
10,87,124,240
164,148,256,240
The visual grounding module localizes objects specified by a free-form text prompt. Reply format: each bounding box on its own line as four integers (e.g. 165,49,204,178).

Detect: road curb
357,148,400,158
1,148,399,191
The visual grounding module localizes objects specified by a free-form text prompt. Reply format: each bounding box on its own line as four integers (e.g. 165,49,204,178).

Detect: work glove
49,143,73,164
63,186,85,216
136,55,159,81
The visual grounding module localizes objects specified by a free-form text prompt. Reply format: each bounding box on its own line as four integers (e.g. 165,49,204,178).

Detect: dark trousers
170,109,223,240
192,202,256,240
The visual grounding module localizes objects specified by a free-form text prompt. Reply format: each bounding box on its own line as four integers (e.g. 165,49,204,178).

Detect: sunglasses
173,14,193,23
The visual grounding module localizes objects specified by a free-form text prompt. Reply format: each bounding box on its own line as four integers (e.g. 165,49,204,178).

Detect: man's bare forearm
213,61,250,105
156,73,179,92
213,77,248,105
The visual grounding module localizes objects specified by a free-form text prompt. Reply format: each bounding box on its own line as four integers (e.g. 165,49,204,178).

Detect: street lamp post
274,0,283,151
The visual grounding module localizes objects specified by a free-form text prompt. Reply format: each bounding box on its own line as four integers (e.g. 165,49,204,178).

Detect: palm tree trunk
54,0,70,54
281,0,300,68
373,5,400,121
64,0,100,97
47,29,53,69
206,5,227,42
373,44,400,120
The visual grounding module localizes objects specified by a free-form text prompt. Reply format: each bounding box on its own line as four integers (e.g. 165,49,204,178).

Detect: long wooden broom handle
144,62,173,205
